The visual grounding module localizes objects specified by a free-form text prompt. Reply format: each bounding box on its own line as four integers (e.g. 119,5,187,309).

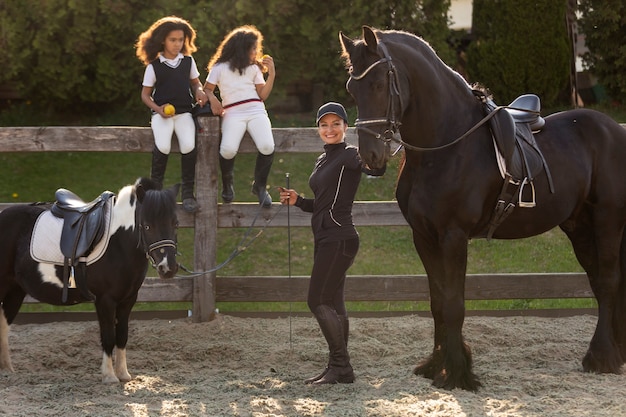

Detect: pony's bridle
146,239,177,268
349,41,404,144
137,219,177,268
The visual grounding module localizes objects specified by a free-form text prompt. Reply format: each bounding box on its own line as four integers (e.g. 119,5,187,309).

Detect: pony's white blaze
157,256,173,273
38,263,63,288
0,311,13,371
110,185,136,233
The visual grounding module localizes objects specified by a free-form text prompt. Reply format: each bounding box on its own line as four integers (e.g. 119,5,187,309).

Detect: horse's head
340,26,406,170
134,178,180,279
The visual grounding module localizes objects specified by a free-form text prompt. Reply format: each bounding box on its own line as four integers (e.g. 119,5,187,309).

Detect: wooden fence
0,116,600,322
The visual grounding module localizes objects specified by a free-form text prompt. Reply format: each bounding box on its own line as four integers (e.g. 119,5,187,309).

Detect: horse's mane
341,28,439,69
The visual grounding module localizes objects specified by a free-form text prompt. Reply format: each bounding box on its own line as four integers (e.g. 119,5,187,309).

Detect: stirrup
518,178,536,208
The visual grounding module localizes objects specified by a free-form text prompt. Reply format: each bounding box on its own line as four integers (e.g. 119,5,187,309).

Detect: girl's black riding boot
308,305,354,385
251,152,273,208
181,149,200,213
150,147,169,189
219,155,235,203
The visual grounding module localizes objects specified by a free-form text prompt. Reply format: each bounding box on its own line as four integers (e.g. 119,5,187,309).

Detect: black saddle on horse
51,189,115,302
478,93,554,238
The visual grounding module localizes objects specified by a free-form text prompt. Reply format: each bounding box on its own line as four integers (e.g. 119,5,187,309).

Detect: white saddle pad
30,200,114,266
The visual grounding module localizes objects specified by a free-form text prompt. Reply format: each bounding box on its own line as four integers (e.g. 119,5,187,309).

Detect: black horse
340,26,626,391
0,178,179,383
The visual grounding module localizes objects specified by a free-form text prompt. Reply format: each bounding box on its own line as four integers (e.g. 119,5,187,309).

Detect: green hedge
466,0,570,107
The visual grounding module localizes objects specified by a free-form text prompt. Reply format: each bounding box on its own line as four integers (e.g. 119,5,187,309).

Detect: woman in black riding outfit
279,102,384,385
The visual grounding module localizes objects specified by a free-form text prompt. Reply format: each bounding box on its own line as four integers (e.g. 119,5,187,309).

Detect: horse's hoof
582,349,623,374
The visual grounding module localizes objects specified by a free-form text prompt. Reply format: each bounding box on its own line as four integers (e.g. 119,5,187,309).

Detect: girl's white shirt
142,53,201,87
207,62,266,114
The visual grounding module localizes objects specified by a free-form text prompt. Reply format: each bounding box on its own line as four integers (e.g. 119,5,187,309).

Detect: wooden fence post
192,115,220,322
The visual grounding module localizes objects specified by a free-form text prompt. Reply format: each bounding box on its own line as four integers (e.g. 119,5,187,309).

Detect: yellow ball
164,104,175,116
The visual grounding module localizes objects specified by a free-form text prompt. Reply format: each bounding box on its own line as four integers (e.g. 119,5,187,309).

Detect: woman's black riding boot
251,152,273,208
181,149,200,213
150,147,169,189
305,313,350,384
307,305,354,385
219,155,235,203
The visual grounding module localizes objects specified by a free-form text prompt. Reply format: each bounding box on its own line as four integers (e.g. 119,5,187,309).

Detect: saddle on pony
476,92,554,238
30,189,115,303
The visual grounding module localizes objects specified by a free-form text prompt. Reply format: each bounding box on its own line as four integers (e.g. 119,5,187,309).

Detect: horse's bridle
349,40,536,153
349,41,404,145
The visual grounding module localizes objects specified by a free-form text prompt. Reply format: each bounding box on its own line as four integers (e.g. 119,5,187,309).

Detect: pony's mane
141,188,177,225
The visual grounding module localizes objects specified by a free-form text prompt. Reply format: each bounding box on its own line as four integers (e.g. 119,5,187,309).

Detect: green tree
578,0,626,103
466,0,570,107
0,0,454,122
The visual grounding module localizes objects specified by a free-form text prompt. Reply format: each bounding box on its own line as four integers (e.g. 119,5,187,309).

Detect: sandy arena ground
1,314,625,416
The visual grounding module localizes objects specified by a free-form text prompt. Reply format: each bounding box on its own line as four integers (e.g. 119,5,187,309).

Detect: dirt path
1,314,624,416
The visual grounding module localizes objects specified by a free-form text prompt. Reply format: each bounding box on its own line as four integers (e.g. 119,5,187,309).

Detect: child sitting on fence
202,25,276,207
135,16,207,213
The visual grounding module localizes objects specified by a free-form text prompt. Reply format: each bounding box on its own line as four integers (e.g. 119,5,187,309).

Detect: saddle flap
53,190,114,262
59,208,106,261
488,106,516,162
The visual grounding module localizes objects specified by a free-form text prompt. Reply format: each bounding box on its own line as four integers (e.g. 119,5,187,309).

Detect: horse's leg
412,227,480,391
0,285,26,372
615,229,626,361
563,216,623,373
95,296,119,383
112,298,136,382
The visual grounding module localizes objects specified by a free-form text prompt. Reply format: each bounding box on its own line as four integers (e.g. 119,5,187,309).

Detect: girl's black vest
151,56,193,114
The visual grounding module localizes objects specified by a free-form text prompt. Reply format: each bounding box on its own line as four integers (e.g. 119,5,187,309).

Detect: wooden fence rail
0,117,605,322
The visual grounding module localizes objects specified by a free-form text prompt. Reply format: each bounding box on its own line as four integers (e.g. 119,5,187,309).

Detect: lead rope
286,173,293,351
177,201,284,277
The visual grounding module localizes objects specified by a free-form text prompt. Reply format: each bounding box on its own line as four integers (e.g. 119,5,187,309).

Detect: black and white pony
0,178,179,383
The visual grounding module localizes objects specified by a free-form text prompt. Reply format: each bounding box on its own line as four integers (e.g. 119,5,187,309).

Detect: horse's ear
339,31,355,55
362,26,379,54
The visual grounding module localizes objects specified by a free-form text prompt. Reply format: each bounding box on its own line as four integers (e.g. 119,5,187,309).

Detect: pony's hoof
102,374,120,384
118,372,132,382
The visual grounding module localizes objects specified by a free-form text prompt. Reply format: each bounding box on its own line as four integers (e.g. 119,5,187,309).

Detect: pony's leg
0,286,26,372
0,311,13,372
112,299,135,382
412,227,480,391
96,297,120,383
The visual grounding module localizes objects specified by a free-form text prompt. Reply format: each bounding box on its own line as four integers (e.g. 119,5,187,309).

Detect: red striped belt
223,98,262,109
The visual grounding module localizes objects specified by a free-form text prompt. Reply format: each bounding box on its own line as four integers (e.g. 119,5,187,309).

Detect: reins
175,201,285,277
349,40,540,153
